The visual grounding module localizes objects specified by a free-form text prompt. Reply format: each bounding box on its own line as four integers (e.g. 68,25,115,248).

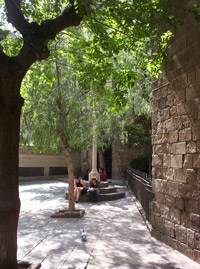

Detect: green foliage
4,0,187,153
130,155,150,174
0,0,184,77
79,0,179,77
121,116,151,148
1,32,23,56
152,30,174,74
20,33,97,153
20,0,71,23
20,27,152,154
95,50,153,149
0,27,8,50
187,4,200,24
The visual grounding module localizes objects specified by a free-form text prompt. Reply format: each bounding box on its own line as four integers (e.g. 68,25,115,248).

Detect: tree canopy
0,0,179,77
20,24,152,154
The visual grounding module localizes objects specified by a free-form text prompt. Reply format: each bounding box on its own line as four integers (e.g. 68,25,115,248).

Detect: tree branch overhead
5,1,83,64
5,0,29,34
41,5,83,40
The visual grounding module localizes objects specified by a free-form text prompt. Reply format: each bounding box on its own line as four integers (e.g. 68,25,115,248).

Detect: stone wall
151,0,200,263
79,143,152,180
112,143,152,180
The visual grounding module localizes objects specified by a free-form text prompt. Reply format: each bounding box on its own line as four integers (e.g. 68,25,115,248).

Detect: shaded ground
18,180,200,269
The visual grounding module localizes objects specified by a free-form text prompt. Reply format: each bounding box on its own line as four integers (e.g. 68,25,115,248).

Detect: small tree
21,42,94,211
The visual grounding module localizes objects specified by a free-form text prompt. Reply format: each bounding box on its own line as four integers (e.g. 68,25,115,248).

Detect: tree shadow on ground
18,181,195,269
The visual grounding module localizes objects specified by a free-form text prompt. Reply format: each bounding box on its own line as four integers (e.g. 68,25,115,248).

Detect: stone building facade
151,0,200,263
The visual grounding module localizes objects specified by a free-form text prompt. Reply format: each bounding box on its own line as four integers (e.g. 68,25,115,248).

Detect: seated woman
74,176,87,203
99,168,107,181
88,177,100,202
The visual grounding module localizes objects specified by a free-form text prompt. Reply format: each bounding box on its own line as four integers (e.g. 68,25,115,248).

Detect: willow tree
0,0,180,267
20,38,95,212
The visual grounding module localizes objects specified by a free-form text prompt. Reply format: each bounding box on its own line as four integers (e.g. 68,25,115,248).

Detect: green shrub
130,155,150,174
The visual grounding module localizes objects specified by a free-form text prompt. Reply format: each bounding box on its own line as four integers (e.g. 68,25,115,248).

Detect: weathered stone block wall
112,143,152,180
151,0,200,263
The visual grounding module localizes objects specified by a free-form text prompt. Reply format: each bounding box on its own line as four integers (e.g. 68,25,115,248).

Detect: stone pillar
89,111,100,181
89,139,100,181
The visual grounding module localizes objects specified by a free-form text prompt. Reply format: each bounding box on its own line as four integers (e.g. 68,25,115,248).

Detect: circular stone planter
51,209,85,218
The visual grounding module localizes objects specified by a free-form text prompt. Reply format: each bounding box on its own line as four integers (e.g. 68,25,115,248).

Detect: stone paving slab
18,180,200,269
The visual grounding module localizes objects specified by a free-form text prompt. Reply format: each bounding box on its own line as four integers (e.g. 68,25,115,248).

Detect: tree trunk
0,86,23,268
99,149,106,172
55,53,75,211
58,130,75,211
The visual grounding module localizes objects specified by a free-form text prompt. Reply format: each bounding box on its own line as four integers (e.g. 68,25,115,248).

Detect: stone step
70,187,117,195
65,191,125,202
100,187,117,193
85,181,109,188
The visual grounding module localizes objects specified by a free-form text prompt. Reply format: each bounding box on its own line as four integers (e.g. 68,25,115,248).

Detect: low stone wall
19,147,81,180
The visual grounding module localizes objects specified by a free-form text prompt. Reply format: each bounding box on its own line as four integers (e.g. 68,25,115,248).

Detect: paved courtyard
17,180,200,269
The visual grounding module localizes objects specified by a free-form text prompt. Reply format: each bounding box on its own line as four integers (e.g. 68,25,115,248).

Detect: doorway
97,148,112,179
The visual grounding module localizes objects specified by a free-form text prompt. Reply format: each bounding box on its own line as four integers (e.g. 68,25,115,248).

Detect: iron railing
127,167,154,221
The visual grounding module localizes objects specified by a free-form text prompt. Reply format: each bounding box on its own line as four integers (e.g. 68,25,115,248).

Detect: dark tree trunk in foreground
0,81,23,268
0,1,82,267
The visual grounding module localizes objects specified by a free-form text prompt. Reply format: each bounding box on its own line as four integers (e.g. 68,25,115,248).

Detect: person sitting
82,168,90,181
74,176,87,203
88,177,100,203
99,168,107,181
